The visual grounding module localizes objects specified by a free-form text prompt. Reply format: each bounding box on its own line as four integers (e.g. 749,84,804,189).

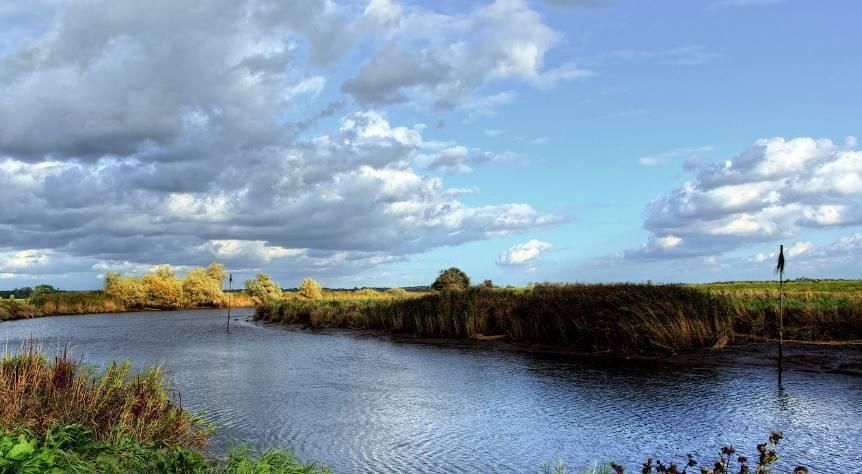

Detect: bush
385,288,409,298
299,278,323,300
182,268,225,307
0,300,42,321
245,273,283,304
431,267,471,291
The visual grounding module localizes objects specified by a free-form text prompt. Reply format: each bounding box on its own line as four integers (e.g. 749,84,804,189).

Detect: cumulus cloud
0,0,567,286
496,239,553,267
0,110,558,281
628,137,862,260
342,0,592,108
415,146,514,175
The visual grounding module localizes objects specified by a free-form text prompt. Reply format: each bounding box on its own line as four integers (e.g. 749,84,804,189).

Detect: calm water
2,309,860,473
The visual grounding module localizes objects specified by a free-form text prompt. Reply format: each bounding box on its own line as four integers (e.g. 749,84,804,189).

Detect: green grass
0,425,331,473
695,280,862,340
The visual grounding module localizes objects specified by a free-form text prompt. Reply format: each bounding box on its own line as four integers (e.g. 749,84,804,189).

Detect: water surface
2,310,860,472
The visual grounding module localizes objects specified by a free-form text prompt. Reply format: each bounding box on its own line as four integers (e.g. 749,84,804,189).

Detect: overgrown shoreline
0,346,330,473
254,283,862,354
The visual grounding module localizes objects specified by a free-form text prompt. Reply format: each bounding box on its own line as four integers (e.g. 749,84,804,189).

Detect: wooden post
226,273,232,334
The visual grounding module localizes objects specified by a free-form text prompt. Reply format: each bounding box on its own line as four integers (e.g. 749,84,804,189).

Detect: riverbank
0,292,255,321
0,345,330,473
255,282,862,354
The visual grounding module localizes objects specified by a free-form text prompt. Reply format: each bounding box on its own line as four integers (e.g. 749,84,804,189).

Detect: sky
0,0,860,290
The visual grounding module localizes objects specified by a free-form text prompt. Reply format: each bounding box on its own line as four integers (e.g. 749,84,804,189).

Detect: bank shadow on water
1,309,860,473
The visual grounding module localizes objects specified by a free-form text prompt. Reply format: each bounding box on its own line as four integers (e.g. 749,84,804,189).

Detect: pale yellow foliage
299,278,323,300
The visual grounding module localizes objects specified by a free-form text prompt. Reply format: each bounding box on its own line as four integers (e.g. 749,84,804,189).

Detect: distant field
696,279,862,293
694,280,862,341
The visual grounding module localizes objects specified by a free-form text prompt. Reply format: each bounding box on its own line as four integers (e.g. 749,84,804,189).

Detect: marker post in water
775,245,785,375
226,273,233,334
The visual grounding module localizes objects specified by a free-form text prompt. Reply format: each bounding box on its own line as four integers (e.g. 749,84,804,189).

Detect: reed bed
0,345,330,473
698,282,862,340
256,284,735,353
0,343,208,450
28,291,126,316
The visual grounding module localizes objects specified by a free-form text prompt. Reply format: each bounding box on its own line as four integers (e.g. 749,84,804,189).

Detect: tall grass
698,282,862,340
28,291,125,316
0,343,208,450
0,290,257,322
0,346,330,473
257,284,735,353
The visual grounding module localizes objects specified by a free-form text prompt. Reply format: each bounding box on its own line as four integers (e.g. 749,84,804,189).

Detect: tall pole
226,273,232,334
776,245,785,377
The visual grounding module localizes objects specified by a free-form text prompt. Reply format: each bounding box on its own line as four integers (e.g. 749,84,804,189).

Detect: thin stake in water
226,273,233,334
775,244,785,375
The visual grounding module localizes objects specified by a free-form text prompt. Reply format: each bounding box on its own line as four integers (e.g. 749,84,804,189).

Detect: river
2,309,860,472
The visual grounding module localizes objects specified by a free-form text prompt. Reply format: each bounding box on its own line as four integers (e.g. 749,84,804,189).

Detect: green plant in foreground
0,425,330,474
593,431,807,474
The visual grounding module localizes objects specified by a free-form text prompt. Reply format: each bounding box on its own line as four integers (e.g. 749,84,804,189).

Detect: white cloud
628,137,862,259
786,241,813,257
496,239,552,266
342,0,591,109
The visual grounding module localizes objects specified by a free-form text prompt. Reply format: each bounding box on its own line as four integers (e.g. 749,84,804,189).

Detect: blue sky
0,0,860,289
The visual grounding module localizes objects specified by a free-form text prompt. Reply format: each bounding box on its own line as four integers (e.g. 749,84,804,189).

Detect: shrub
431,267,471,291
182,268,225,307
299,278,323,300
143,270,184,310
245,273,283,304
386,288,409,298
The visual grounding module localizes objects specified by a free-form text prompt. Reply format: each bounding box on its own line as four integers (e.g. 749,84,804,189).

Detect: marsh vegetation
254,271,862,353
0,345,330,473
0,263,255,321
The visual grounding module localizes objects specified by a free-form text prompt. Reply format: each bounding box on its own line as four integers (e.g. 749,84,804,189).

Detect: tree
205,263,227,287
182,268,225,307
481,279,494,288
431,267,471,291
143,270,184,309
104,273,146,308
298,277,323,300
32,284,59,295
244,273,282,304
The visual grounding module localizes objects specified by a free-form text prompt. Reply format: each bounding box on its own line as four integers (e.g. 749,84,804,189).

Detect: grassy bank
0,291,255,322
698,280,862,341
0,346,329,473
256,281,862,353
256,284,735,353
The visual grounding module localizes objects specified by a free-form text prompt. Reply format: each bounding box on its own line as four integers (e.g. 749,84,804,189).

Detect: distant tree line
0,284,60,299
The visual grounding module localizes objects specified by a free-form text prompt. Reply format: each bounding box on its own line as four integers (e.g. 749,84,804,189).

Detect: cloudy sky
1,0,860,289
